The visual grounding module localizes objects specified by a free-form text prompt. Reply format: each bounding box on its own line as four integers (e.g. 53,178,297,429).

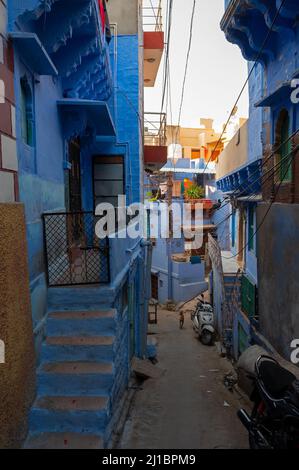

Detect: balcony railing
143,0,163,32
43,212,110,287
144,112,167,147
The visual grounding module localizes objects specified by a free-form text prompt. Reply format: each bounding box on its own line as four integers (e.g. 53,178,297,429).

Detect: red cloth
98,0,105,32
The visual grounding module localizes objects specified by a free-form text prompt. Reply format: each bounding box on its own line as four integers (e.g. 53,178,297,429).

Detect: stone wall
0,203,35,448
0,0,18,203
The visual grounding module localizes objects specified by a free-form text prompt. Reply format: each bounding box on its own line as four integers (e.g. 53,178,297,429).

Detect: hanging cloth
99,0,105,33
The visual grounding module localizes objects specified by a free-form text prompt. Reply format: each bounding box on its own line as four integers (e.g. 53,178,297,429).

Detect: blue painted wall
114,34,142,205
248,62,264,163
11,15,146,366
13,57,66,352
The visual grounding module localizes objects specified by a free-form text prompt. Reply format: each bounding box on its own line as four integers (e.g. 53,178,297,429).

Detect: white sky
144,0,249,133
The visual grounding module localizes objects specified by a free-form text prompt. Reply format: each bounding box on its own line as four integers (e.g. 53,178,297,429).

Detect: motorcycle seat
259,360,297,400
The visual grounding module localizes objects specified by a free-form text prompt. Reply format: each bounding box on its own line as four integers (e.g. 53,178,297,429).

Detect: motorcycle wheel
248,405,267,450
200,331,213,346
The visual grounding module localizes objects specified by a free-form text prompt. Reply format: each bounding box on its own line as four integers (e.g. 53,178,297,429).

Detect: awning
9,32,58,76
255,82,291,108
160,167,216,175
57,99,116,138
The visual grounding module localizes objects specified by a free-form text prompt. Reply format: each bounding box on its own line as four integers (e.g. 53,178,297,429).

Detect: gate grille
43,212,110,287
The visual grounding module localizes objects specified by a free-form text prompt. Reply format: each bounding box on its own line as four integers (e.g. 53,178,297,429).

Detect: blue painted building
7,0,154,448
217,0,299,362
145,157,217,305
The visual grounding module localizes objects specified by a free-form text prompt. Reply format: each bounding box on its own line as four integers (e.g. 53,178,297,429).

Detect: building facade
167,118,226,163
0,0,162,448
215,0,299,362
0,0,35,448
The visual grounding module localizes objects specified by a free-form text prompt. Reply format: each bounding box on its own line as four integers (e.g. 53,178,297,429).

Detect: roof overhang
255,69,299,108
9,32,58,76
144,32,164,87
57,99,116,139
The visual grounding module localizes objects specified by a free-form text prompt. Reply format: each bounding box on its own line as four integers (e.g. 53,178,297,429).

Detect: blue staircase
25,309,117,449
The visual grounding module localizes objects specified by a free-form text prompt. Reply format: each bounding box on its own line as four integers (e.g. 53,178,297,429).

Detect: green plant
184,184,205,200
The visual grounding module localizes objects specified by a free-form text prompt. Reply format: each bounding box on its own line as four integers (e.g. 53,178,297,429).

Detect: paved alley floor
119,308,250,450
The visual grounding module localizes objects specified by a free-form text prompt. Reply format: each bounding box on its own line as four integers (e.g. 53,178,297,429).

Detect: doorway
151,274,158,300
68,138,82,212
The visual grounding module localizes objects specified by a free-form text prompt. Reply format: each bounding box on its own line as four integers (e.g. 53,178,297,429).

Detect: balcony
144,112,168,170
220,0,298,65
143,0,164,87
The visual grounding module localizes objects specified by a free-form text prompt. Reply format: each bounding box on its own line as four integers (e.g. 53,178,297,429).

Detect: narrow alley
1,0,299,453
120,308,249,450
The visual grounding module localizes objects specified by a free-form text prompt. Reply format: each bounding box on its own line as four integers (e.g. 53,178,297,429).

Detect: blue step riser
37,374,114,396
29,410,109,434
46,319,116,337
41,345,114,363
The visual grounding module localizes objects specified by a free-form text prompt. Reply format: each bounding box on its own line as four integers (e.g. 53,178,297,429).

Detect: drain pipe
167,238,173,302
140,239,153,357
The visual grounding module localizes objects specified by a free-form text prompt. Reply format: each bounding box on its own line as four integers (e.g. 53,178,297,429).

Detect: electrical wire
160,0,173,115
214,137,299,236
173,0,197,160
222,142,299,260
202,0,287,175
213,129,299,215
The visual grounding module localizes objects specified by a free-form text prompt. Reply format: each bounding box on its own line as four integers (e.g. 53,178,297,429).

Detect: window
93,156,124,209
277,110,292,182
20,76,34,147
191,149,200,160
248,205,255,252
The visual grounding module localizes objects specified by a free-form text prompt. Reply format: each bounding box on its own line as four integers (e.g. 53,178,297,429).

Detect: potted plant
184,184,205,204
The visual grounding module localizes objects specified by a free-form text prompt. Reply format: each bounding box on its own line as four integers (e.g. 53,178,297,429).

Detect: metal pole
167,172,173,301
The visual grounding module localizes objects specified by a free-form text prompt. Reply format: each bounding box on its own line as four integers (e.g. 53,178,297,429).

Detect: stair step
47,311,116,336
40,362,113,375
24,432,103,449
46,336,114,346
34,395,109,411
29,396,109,434
42,336,115,362
37,362,114,395
49,310,116,320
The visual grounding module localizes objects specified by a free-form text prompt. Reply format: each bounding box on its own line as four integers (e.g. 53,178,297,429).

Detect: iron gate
43,212,110,287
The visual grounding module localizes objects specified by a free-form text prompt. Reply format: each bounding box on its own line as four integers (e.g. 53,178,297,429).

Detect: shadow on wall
257,203,299,362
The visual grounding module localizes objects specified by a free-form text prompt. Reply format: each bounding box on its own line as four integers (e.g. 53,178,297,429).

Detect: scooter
191,297,215,346
238,355,299,449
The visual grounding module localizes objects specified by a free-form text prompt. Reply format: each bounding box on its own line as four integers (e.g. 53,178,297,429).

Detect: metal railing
144,112,167,146
143,0,163,32
43,212,110,287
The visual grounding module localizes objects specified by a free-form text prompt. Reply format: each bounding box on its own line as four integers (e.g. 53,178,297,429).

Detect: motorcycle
238,355,299,449
191,297,215,346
